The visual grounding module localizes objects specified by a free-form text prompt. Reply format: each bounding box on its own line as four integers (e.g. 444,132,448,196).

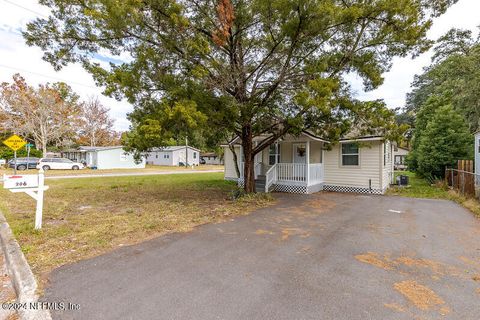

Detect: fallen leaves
355,252,395,271
393,280,445,311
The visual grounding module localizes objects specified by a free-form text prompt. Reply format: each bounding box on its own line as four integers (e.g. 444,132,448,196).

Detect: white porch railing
265,165,277,192
239,162,324,188
309,163,324,185
277,163,307,182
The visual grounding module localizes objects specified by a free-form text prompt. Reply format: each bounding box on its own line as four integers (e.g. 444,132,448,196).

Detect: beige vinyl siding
324,141,382,189
279,141,293,163
310,141,323,163
223,146,241,179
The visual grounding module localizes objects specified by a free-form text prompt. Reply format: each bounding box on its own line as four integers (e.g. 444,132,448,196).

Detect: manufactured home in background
394,146,409,170
146,146,200,166
200,152,223,165
222,131,394,195
62,146,145,169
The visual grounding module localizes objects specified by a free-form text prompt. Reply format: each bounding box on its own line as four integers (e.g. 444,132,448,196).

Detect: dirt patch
473,275,480,281
476,288,480,295
355,252,395,271
439,306,451,316
395,256,448,275
383,302,405,312
304,198,336,212
255,229,274,235
394,280,446,311
355,252,463,278
280,228,310,241
296,246,311,254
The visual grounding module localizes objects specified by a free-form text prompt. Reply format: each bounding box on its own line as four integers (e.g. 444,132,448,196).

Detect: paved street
44,193,480,319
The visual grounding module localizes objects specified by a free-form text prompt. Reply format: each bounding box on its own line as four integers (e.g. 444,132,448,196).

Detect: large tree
416,104,472,178
0,74,81,156
407,28,480,131
77,96,117,146
24,0,456,192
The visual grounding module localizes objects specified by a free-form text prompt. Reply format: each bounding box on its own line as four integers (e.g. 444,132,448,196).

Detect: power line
0,64,99,89
2,0,49,18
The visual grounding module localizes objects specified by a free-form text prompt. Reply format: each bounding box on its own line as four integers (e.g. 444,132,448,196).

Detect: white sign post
3,169,49,230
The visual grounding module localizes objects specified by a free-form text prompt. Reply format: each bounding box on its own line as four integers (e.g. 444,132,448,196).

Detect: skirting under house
233,178,386,195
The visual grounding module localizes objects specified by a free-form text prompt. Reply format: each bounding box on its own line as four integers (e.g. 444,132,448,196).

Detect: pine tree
417,105,472,178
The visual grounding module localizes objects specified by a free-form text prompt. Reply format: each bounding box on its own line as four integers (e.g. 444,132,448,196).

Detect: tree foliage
0,74,81,156
415,104,472,178
77,96,118,146
24,0,456,191
0,146,43,162
407,28,480,131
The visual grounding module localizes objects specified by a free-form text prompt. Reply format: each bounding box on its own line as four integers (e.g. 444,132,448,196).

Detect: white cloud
0,0,133,131
0,0,479,130
352,0,480,109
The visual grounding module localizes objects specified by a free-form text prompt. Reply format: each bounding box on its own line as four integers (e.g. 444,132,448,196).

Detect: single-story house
146,146,200,166
394,146,409,170
221,131,394,195
200,152,223,165
62,146,146,169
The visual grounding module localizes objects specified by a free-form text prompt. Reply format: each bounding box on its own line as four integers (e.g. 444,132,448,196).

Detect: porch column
306,140,310,185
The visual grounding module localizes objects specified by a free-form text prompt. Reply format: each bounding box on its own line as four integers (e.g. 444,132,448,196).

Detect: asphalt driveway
44,193,480,319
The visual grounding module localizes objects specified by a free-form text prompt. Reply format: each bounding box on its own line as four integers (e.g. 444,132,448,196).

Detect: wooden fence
445,160,476,197
445,169,476,196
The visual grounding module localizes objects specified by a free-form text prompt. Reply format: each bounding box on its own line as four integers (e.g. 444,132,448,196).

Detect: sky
0,0,479,131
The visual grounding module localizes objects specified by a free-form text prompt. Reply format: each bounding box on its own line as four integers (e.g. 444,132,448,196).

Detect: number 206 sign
3,175,39,189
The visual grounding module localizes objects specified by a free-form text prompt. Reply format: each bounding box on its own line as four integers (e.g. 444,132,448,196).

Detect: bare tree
0,74,81,156
77,97,116,146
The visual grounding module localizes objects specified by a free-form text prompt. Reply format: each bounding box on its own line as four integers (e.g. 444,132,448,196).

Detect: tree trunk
229,144,241,178
242,124,255,193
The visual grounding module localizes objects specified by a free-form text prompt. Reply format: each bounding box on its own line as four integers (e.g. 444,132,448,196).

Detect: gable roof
150,146,201,152
78,146,125,152
221,130,330,146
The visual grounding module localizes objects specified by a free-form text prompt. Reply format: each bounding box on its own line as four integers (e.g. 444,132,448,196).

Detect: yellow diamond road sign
2,134,27,151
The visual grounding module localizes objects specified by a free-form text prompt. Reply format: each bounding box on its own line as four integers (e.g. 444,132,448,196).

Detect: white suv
36,158,85,171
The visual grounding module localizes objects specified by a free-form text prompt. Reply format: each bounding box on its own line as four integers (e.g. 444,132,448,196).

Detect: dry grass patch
0,172,272,286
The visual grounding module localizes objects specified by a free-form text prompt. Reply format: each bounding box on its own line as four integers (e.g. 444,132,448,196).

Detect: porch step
255,177,267,193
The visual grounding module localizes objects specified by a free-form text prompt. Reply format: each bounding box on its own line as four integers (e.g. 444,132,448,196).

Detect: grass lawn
0,172,272,288
0,164,224,177
387,171,480,217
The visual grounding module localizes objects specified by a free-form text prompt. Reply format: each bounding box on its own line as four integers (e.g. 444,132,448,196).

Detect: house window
269,143,280,165
478,139,480,153
341,143,359,166
395,155,404,165
155,154,158,159
193,152,197,159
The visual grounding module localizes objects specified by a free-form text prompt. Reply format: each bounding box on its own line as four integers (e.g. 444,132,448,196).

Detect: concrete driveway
44,193,480,319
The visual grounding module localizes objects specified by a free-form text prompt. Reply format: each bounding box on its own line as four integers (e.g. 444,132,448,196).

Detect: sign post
3,169,48,230
26,143,34,171
2,135,27,175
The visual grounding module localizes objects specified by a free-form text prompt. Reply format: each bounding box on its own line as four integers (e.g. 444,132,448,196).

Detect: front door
293,143,307,164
